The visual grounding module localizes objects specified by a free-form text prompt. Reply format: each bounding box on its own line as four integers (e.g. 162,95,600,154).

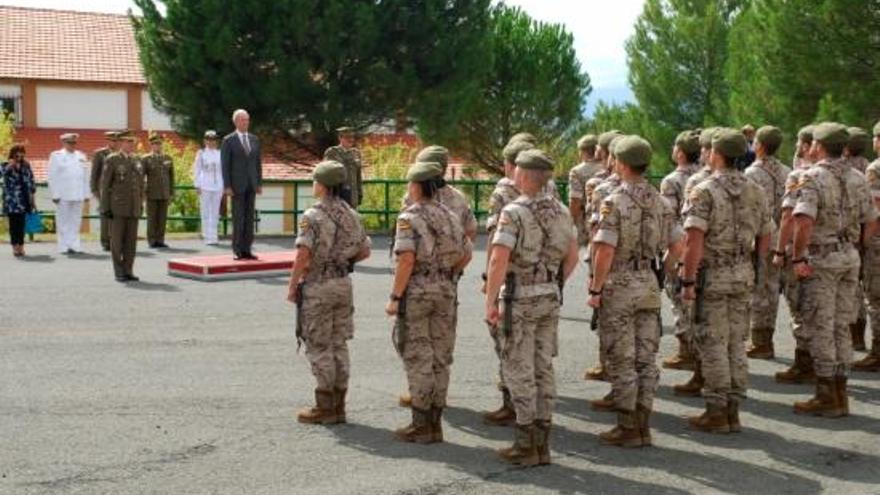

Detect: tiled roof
0,6,146,84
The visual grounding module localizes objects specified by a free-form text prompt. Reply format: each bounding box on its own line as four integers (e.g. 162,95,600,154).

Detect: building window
0,84,22,126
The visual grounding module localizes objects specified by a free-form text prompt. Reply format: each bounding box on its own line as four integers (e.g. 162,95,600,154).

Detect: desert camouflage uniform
492,195,574,424
393,201,469,410
848,156,871,342
744,156,791,344
861,160,880,359
848,156,870,174
660,164,699,338
683,170,772,407
569,160,605,244
594,180,681,411
296,196,370,390
792,158,877,378
403,185,477,238
780,168,811,352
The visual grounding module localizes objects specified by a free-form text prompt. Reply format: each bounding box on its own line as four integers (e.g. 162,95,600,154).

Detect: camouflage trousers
301,278,354,391
800,250,859,377
665,277,693,338
750,254,782,332
399,289,457,410
600,272,661,411
865,247,880,349
501,293,559,425
697,290,750,407
782,264,810,351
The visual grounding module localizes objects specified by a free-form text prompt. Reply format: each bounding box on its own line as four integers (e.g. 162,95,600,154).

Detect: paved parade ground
2,236,880,495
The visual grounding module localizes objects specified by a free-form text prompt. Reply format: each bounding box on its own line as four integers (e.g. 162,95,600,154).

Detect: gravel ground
1,236,879,495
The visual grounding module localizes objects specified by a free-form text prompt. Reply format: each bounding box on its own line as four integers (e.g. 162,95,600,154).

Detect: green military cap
515,149,554,170
312,160,348,187
406,161,444,182
415,145,449,171
104,131,119,140
712,128,748,159
609,134,626,156
59,132,79,143
798,125,815,143
204,130,219,140
336,126,355,135
503,139,535,163
598,130,623,149
508,132,537,145
148,133,163,144
873,121,880,137
847,127,871,155
675,130,701,155
577,134,598,150
615,135,652,168
813,122,849,146
119,133,137,143
755,125,783,149
699,127,719,149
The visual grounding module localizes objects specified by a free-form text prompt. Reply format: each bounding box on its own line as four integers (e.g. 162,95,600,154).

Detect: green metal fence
4,175,665,236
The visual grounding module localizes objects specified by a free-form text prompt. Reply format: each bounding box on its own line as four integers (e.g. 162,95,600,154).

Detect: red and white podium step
168,252,294,281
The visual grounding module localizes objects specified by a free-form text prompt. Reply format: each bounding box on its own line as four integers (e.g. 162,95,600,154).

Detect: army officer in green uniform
101,133,145,282
142,133,175,248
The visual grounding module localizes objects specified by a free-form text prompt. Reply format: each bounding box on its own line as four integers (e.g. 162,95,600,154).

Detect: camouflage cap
847,127,871,155
598,130,623,149
503,139,535,163
797,125,815,143
577,134,598,150
508,132,537,145
406,161,444,182
873,121,880,137
813,122,849,146
615,135,652,168
755,125,783,149
515,149,555,171
699,127,719,149
312,160,348,187
204,130,219,140
59,132,79,143
675,130,701,155
415,145,449,171
120,134,137,143
148,133,163,144
712,128,748,159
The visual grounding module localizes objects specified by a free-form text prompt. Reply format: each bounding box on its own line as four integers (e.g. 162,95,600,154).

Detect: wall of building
36,86,128,129
141,89,173,131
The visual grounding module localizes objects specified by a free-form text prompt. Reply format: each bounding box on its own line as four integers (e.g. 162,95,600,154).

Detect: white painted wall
36,86,127,129
141,89,173,131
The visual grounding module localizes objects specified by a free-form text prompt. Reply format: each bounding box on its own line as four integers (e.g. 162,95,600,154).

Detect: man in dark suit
221,109,262,260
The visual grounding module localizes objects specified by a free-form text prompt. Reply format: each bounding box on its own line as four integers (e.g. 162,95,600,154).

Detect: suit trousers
55,200,83,252
111,216,139,277
146,199,169,245
231,189,255,255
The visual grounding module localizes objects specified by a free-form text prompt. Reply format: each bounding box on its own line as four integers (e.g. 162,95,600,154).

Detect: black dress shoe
66,248,76,255
156,242,169,249
115,276,127,283
126,275,140,282
244,252,258,260
234,253,244,261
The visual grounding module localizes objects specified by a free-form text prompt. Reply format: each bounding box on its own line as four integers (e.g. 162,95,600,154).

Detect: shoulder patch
397,218,412,230
600,202,613,217
299,217,309,231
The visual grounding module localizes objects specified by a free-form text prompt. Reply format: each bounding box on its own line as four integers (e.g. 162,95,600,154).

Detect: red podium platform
168,252,294,281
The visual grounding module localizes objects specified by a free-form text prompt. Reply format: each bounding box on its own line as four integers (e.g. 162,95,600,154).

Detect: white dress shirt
47,149,89,201
193,148,224,191
237,131,251,153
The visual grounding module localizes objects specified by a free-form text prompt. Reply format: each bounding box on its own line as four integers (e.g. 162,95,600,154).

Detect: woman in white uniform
193,130,224,245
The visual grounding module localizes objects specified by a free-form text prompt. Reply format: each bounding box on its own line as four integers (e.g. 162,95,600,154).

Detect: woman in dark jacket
2,144,37,257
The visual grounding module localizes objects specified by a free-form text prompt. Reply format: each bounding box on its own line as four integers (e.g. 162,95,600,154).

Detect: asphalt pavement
1,236,879,495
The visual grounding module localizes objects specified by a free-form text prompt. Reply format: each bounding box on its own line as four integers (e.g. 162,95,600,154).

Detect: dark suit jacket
221,132,262,194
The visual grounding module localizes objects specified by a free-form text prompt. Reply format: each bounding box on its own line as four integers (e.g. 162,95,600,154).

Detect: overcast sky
4,0,641,108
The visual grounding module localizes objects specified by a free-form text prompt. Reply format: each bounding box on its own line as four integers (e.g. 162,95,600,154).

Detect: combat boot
662,335,695,370
431,407,444,443
673,364,704,397
535,420,552,465
334,388,347,423
297,389,338,425
590,390,616,412
498,423,539,466
747,327,775,359
688,402,730,433
636,404,652,446
851,318,867,351
394,407,435,443
775,349,816,384
484,388,516,426
793,378,844,418
727,398,742,433
599,410,643,448
852,348,880,372
583,364,608,381
398,392,412,408
835,376,849,417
